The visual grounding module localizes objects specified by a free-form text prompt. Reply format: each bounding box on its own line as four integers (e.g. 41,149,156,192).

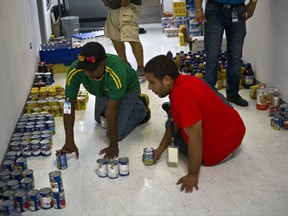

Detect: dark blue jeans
204,1,246,96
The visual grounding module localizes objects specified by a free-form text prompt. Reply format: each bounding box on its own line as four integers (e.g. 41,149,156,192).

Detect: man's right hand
57,142,79,159
153,147,162,163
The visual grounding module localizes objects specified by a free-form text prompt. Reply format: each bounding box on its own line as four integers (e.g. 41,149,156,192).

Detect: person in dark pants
195,0,257,107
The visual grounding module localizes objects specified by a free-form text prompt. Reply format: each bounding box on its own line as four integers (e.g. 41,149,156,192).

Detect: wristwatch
251,0,257,3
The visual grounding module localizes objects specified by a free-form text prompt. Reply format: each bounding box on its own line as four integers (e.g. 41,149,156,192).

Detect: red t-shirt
169,75,246,166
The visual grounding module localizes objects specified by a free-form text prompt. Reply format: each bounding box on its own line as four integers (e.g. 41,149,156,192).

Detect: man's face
144,73,170,98
84,59,106,80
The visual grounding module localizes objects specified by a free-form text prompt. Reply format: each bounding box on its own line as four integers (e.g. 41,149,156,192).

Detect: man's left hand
99,145,119,159
244,2,257,20
176,174,199,193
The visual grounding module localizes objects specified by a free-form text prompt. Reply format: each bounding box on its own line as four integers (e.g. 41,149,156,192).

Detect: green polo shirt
65,54,139,100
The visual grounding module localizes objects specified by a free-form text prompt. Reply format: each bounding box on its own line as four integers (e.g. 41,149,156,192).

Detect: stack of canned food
26,85,89,116
96,157,129,179
0,170,65,214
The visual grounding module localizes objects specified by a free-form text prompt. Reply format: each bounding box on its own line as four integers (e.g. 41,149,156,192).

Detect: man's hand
176,174,199,193
57,142,79,159
153,147,162,163
195,9,205,28
243,2,257,20
99,145,119,159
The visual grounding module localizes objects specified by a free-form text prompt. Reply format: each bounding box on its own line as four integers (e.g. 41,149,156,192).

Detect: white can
107,160,119,179
96,158,108,178
100,116,107,129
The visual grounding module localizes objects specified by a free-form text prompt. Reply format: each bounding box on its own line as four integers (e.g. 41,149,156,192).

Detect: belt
209,0,245,9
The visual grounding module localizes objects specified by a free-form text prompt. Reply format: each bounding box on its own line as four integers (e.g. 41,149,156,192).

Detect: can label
56,152,68,170
53,192,66,209
15,191,29,212
107,160,119,179
143,147,154,166
256,88,268,110
118,157,129,176
96,158,108,177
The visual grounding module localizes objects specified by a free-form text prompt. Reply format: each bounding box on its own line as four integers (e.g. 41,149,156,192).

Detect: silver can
143,147,154,166
107,159,119,179
96,158,108,178
118,157,129,176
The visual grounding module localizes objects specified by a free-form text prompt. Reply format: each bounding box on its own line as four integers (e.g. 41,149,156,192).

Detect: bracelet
196,8,202,12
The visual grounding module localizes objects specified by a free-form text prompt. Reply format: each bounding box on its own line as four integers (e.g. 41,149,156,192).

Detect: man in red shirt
144,55,245,193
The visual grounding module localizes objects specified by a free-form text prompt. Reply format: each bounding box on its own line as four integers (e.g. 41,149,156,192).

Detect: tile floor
24,23,288,216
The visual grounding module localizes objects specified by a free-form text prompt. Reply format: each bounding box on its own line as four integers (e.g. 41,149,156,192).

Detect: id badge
168,145,179,163
64,101,71,114
232,9,238,23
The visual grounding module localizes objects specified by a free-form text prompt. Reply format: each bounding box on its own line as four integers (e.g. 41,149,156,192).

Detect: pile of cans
0,170,65,214
96,157,129,179
270,104,288,131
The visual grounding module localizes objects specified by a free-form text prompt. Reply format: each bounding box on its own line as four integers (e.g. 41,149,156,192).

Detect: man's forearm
63,99,76,143
106,100,119,147
195,0,204,10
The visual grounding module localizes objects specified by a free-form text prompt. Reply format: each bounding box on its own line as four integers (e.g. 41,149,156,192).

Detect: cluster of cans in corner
0,170,66,215
10,114,55,159
96,157,129,179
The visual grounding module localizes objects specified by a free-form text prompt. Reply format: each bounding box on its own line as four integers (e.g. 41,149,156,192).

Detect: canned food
6,151,18,161
7,179,20,191
118,157,129,176
53,191,66,209
27,189,41,211
280,104,288,113
143,147,154,166
15,190,29,212
20,141,31,158
76,96,86,110
0,181,8,192
40,139,51,157
21,177,34,191
3,160,15,171
256,88,268,110
11,170,22,184
49,171,64,193
2,199,16,215
9,141,22,157
11,136,22,143
2,190,15,200
30,140,41,157
100,115,107,129
35,124,46,132
22,169,35,188
25,125,35,133
96,158,108,177
39,187,53,209
271,115,283,130
0,170,11,183
107,160,119,179
15,157,28,171
45,120,55,135
56,152,68,170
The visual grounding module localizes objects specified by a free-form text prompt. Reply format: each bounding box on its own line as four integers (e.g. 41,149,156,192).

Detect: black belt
209,0,245,9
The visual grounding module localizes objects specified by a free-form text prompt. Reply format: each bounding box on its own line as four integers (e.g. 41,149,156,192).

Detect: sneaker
139,93,151,124
227,94,248,107
139,27,146,34
137,66,146,83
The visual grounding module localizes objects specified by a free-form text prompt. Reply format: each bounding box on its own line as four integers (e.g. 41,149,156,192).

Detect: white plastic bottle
272,88,280,107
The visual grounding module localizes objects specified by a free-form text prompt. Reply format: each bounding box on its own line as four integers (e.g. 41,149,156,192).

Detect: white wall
0,0,41,161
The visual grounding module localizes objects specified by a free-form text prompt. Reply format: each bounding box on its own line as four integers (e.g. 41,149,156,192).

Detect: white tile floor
24,23,288,216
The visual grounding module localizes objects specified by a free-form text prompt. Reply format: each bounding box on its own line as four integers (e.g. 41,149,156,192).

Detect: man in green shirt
60,42,150,159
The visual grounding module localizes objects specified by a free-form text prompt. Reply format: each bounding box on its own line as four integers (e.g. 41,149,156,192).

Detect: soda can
143,147,154,166
22,169,35,188
0,170,11,182
49,171,64,193
3,160,15,171
21,178,34,191
53,191,66,209
96,158,108,177
39,187,53,209
56,152,68,170
11,170,22,184
15,190,29,212
107,159,119,179
118,157,129,176
15,157,28,171
27,189,41,211
7,179,20,191
0,181,8,192
2,199,16,215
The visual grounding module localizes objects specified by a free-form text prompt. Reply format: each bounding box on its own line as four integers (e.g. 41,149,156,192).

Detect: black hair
144,55,179,80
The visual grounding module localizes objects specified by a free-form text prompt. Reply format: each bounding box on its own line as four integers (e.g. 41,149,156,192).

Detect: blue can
6,151,18,162
22,169,35,188
3,160,15,172
35,124,46,132
9,141,22,157
25,125,35,133
20,141,31,158
32,131,42,136
11,170,22,184
27,189,41,211
16,157,28,171
15,190,29,212
45,120,55,135
16,125,26,133
11,136,22,143
53,191,66,209
39,187,53,209
2,199,16,215
118,157,129,176
7,179,20,191
2,190,15,200
0,181,8,192
40,139,51,157
21,177,34,191
49,171,64,193
56,152,68,170
30,140,41,157
0,170,11,183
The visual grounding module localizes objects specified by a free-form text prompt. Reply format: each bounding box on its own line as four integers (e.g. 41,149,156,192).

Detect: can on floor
56,152,68,170
2,190,15,200
143,147,154,166
45,120,55,135
15,190,29,213
96,158,108,177
0,170,11,182
20,141,31,158
15,157,28,171
49,171,64,193
118,157,129,176
10,141,22,157
256,88,268,110
11,170,22,184
271,114,283,130
3,160,15,171
6,151,18,162
27,189,41,211
30,140,41,157
22,169,35,188
107,159,119,179
7,179,20,191
2,199,16,215
0,181,8,192
53,191,66,209
40,139,51,157
39,187,53,209
25,125,35,133
21,177,34,191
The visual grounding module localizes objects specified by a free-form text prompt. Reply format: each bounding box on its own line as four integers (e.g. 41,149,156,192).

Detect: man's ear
163,75,173,87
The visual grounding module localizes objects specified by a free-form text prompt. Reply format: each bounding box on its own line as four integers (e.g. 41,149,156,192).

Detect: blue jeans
204,2,246,96
94,90,146,140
